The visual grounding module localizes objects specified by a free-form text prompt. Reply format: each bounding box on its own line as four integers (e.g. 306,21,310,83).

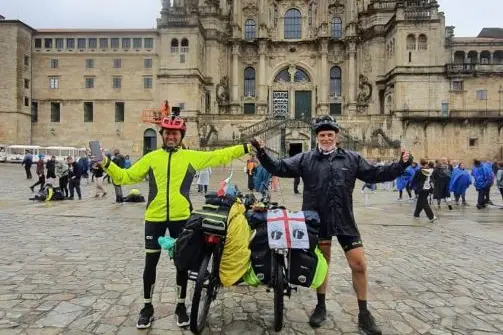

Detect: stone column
347,40,357,109
258,41,267,107
319,39,329,115
231,43,240,102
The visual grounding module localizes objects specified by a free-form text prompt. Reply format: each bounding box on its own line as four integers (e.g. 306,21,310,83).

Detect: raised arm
190,144,251,171
255,149,302,178
356,153,409,183
102,154,151,185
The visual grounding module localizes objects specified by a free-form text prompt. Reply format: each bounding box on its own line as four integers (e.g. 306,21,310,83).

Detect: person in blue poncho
396,161,417,200
472,159,493,209
449,162,471,206
253,162,272,197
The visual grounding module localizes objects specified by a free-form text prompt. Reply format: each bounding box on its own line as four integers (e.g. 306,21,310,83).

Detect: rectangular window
330,103,342,115
44,38,53,48
49,77,59,89
24,55,29,66
180,54,185,63
111,38,120,49
24,97,30,107
55,38,64,49
50,59,58,68
88,38,97,49
66,38,75,49
31,101,38,123
451,80,463,91
144,58,153,68
243,103,255,115
24,79,30,89
35,38,42,48
115,102,125,122
50,102,61,122
84,102,94,122
122,38,131,49
85,77,95,89
133,38,142,49
99,38,108,49
476,89,488,100
86,59,94,68
77,38,86,49
144,76,153,89
113,58,122,68
469,138,478,147
113,77,122,89
144,38,154,49
178,103,185,111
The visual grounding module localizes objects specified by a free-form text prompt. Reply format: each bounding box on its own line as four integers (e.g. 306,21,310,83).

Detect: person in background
483,160,495,205
92,162,107,198
431,157,453,210
78,153,90,185
412,160,437,222
56,159,69,198
396,161,417,201
29,155,46,192
449,162,471,206
495,161,503,203
472,159,493,209
112,149,126,203
21,150,33,179
67,156,82,200
125,155,132,169
245,155,257,191
46,156,57,184
196,167,212,194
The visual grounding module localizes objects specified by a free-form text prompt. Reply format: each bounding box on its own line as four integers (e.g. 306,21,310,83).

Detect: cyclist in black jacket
252,115,411,335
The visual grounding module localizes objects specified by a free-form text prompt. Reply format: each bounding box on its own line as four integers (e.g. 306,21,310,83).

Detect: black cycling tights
143,252,188,305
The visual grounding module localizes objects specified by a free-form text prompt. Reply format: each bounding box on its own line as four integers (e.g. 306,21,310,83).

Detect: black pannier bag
174,204,229,272
249,224,271,284
288,249,318,287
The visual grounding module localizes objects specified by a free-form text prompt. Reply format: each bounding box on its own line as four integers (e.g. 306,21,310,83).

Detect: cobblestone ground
1,161,503,335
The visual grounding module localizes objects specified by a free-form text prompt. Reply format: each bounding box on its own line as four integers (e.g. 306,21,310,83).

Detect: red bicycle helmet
159,116,187,138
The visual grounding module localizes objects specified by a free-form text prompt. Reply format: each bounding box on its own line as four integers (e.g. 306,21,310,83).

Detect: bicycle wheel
190,253,214,334
273,253,284,332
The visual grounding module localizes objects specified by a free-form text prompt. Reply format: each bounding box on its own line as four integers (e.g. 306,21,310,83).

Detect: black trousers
414,190,434,220
477,187,489,207
293,176,301,193
31,175,45,191
69,178,82,199
24,165,32,179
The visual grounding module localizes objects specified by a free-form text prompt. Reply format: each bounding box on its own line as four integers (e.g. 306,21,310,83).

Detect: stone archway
270,64,315,120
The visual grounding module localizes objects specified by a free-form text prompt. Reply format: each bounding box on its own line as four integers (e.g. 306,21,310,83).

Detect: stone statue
318,0,328,25
357,74,373,104
216,76,230,105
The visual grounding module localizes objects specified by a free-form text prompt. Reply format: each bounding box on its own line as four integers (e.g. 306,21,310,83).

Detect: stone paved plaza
1,161,503,335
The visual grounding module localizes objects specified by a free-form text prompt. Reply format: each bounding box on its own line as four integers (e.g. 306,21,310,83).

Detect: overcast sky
0,0,499,37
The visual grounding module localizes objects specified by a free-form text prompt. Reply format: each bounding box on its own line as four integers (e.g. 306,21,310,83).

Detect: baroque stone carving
216,76,230,105
243,1,258,17
357,74,373,112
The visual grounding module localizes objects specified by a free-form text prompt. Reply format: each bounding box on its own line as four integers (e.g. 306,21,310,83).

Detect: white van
6,145,41,163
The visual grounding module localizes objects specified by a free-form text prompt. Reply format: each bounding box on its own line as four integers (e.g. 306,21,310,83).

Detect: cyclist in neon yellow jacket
98,111,252,329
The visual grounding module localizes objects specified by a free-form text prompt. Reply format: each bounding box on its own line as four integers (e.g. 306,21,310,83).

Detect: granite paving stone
0,163,502,334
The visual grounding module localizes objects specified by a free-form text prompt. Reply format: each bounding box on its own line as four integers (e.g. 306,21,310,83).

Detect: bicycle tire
190,253,213,334
273,253,284,332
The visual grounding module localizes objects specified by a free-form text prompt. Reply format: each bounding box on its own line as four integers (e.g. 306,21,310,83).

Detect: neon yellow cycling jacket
103,144,250,222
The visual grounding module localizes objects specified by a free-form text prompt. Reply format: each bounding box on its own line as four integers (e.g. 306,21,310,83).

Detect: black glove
250,139,264,155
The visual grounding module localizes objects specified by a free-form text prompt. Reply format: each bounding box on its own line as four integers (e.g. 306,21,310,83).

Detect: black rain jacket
257,147,408,237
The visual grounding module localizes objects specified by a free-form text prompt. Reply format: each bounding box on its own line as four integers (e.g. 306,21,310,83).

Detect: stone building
0,0,502,163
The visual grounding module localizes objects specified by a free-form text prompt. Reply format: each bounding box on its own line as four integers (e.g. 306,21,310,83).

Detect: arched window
494,51,503,64
244,19,256,40
467,51,478,64
480,50,491,64
330,66,341,97
418,34,427,50
180,38,189,53
244,67,256,97
331,16,342,39
294,68,310,82
284,9,302,39
274,69,291,82
170,38,179,53
406,34,416,51
453,51,465,64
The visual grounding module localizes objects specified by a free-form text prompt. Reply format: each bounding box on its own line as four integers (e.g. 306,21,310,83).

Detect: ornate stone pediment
329,0,345,14
243,1,258,17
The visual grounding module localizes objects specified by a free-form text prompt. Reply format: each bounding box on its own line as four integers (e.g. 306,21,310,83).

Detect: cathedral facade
0,0,502,163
